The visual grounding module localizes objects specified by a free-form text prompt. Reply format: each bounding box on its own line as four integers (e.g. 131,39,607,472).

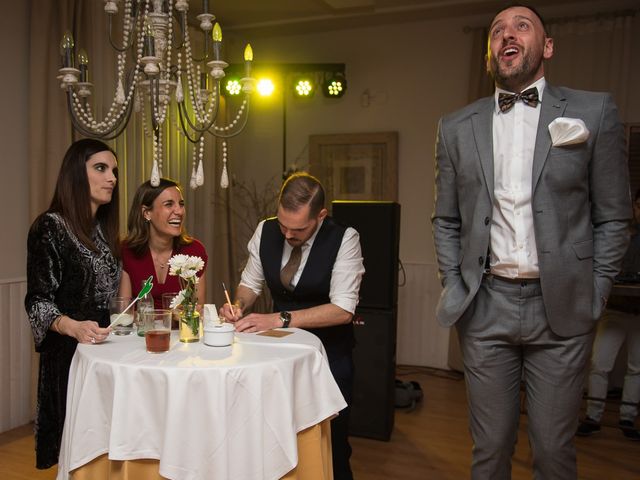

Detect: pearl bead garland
63,0,255,189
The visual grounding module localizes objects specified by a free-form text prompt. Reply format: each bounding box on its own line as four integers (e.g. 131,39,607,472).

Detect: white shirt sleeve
329,227,365,314
239,221,365,314
239,220,266,296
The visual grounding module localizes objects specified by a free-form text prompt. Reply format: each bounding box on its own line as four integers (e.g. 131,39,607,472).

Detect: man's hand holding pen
219,301,243,323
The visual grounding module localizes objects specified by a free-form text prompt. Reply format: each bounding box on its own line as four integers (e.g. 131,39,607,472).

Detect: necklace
151,250,172,270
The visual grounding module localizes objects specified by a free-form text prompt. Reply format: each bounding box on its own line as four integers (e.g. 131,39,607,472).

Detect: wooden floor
1,366,638,479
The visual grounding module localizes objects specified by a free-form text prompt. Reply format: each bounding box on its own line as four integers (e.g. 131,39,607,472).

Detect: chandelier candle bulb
143,22,155,57
212,23,222,61
60,31,75,68
78,49,89,83
244,44,253,78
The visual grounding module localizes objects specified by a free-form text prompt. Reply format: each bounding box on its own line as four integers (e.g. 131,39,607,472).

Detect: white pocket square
548,117,590,146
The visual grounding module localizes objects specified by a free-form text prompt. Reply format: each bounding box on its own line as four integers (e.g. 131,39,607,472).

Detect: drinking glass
161,292,180,330
109,297,134,335
143,309,172,353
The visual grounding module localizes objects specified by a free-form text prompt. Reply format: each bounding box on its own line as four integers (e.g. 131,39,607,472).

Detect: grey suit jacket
432,84,631,337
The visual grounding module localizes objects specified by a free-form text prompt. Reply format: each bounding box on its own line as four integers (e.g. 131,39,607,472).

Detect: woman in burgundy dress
119,178,208,306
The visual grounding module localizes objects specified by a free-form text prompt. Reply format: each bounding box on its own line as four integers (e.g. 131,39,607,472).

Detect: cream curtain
545,12,639,121
466,26,493,102
467,9,640,119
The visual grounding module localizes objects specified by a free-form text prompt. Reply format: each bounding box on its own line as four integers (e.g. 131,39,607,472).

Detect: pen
222,282,235,317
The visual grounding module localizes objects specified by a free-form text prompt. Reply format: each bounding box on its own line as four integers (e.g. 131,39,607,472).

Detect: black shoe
576,417,601,436
619,420,640,441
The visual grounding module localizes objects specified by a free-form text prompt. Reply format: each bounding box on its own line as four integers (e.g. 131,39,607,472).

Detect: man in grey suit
432,4,631,479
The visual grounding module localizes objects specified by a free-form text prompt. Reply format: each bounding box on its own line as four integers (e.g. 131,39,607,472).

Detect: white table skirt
57,328,346,480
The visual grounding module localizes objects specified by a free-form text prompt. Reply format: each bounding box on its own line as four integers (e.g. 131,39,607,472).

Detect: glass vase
179,303,201,343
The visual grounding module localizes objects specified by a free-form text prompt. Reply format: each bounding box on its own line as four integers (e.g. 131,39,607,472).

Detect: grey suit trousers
457,275,594,480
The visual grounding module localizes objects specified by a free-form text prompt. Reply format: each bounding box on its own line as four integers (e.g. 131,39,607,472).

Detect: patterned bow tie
497,87,539,112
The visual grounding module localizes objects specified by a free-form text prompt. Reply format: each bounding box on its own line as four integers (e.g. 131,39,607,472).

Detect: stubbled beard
489,50,542,91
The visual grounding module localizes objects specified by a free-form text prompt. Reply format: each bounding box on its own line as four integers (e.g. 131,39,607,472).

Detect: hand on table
58,316,111,344
234,313,281,333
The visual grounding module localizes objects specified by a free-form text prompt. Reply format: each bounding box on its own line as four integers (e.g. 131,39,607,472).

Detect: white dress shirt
490,77,546,278
240,218,365,314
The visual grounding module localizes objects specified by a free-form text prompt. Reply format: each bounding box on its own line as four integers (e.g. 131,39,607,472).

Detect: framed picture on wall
308,132,398,209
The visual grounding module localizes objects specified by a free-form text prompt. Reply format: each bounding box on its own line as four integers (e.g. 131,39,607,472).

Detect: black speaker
332,201,401,309
349,307,397,441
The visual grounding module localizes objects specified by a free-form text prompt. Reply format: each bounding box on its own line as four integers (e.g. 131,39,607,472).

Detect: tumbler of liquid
143,309,172,353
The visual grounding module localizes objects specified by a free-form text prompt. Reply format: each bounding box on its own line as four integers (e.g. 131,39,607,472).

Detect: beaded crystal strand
220,141,229,189
190,137,205,190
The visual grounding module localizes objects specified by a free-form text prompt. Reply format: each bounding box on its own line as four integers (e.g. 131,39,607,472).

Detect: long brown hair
125,178,193,256
46,138,120,256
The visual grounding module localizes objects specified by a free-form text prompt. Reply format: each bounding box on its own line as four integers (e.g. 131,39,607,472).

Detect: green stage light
323,72,347,98
224,78,242,96
293,77,314,98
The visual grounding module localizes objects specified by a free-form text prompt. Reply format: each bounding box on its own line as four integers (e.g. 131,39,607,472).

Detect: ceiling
188,0,639,37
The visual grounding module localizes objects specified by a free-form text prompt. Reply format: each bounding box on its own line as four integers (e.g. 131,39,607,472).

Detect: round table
57,328,345,480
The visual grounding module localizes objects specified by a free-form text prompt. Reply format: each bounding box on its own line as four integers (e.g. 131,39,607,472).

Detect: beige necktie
280,246,302,291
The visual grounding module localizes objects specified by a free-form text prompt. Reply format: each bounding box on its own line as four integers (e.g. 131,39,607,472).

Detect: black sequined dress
25,212,120,469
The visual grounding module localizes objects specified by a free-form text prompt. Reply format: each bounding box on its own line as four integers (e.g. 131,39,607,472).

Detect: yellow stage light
293,78,314,98
257,78,275,97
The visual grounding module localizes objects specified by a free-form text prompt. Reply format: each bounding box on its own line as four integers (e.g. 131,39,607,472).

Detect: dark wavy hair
279,172,325,218
124,178,193,257
46,138,120,256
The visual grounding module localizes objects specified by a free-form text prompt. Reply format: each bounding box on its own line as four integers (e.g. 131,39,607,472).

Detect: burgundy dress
121,239,208,308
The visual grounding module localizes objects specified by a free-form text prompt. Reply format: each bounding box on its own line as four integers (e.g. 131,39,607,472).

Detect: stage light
293,77,314,98
224,77,242,96
323,72,347,98
257,78,275,97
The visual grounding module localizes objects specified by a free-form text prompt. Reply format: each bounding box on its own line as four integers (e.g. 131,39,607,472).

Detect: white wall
0,1,29,280
0,1,32,433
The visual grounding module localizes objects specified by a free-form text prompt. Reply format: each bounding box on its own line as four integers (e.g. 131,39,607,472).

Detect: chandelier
57,0,256,189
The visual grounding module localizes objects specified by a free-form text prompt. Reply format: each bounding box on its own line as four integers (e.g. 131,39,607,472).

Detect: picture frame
308,132,398,209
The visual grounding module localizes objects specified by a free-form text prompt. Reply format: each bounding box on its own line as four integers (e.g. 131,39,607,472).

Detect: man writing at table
220,172,365,480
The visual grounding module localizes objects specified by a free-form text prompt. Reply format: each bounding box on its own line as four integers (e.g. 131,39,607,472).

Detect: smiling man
220,172,364,480
431,3,631,479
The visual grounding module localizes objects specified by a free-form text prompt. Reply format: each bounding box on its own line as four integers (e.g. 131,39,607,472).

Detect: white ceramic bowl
203,323,234,347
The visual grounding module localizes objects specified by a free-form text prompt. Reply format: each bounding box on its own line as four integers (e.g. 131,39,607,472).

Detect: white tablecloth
57,328,346,480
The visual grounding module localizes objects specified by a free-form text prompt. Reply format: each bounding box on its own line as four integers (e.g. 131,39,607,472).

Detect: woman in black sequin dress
25,139,121,469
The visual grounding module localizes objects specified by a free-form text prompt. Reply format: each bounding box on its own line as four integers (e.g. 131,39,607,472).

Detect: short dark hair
47,138,120,256
279,172,325,218
490,3,547,35
124,178,193,256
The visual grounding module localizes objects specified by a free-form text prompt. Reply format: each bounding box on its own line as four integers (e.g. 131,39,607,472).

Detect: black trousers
327,351,354,480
